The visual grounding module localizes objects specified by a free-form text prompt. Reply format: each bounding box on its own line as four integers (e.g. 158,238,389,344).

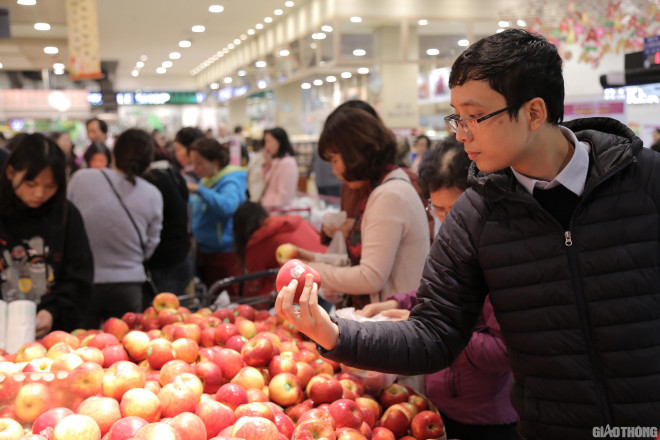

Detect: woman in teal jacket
187,138,247,291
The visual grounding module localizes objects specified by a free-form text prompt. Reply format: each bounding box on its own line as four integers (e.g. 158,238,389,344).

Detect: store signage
87,91,205,106
218,86,233,102
603,87,660,105
643,35,660,59
234,85,248,97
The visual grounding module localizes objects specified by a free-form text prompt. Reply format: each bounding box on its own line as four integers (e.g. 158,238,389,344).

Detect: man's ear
526,98,548,131
5,165,14,180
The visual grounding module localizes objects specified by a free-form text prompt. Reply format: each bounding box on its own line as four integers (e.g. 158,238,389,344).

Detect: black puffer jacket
322,118,660,440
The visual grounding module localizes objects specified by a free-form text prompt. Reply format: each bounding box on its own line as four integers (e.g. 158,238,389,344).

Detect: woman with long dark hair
260,127,298,210
68,129,163,328
0,133,93,338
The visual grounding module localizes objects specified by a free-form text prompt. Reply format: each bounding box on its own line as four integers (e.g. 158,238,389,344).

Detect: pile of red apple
0,293,446,440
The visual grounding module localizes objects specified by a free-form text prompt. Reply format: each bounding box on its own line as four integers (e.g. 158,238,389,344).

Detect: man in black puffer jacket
275,29,660,440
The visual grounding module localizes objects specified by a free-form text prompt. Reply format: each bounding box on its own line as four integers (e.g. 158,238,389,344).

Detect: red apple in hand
275,259,321,303
410,410,444,440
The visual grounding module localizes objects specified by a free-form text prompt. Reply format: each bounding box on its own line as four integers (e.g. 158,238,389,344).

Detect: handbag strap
100,170,147,260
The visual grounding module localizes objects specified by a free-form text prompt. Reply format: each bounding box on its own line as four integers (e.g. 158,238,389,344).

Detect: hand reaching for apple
355,299,399,318
381,309,410,321
275,273,339,351
36,309,53,338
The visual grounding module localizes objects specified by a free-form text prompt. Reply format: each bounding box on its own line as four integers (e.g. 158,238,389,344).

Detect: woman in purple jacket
357,136,518,440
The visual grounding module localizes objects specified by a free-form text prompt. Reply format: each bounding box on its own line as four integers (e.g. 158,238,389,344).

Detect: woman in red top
233,201,326,300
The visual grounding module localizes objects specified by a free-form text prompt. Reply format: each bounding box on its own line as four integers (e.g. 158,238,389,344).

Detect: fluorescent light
258,79,267,89
350,16,362,23
312,32,326,40
237,70,246,76
279,49,290,56
458,39,469,47
498,21,510,27
136,61,144,68
247,29,255,35
169,52,181,59
326,76,336,83
285,1,294,7
228,44,234,49
357,67,369,74
53,69,64,75
209,5,224,13
496,28,505,33
234,39,241,45
256,23,264,30
341,72,352,79
313,79,323,86
517,19,527,27
0,62,4,69
131,70,139,77
43,46,58,54
321,25,333,32
418,19,428,26
34,22,50,31
53,62,65,70
156,67,166,74
140,55,148,61
426,48,440,56
179,40,191,48
255,60,267,68
192,25,205,33
301,82,311,89
264,17,273,23
210,82,220,89
17,0,37,5
274,9,283,15
162,61,173,68
353,49,366,57
224,77,232,84
240,34,247,40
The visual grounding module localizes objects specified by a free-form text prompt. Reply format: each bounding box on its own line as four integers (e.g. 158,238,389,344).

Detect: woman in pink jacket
358,136,519,440
260,127,298,211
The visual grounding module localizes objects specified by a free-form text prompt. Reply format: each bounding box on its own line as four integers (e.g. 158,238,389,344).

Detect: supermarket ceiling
0,0,595,90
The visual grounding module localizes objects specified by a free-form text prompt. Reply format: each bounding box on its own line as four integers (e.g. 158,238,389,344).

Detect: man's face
87,120,106,142
450,80,532,173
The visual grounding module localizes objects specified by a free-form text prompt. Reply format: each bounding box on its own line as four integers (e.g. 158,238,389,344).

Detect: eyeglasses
426,200,450,219
444,106,510,135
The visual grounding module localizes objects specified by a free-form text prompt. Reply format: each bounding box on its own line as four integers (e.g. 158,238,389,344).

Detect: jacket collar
467,117,640,201
201,164,245,188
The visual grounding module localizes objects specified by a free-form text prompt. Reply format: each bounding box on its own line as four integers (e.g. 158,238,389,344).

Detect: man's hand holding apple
275,273,339,351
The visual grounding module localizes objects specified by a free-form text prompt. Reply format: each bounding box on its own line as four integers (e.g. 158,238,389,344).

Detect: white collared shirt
511,126,591,196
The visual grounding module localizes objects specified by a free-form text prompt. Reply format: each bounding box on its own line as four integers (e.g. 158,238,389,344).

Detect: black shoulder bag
101,171,159,306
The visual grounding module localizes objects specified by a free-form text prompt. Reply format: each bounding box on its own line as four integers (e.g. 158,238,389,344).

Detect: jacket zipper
503,156,635,426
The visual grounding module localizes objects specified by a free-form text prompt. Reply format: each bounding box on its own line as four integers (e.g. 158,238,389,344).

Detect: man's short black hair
449,29,564,125
86,117,108,134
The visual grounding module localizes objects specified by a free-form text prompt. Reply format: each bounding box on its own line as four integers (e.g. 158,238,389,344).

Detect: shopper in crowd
0,133,93,337
246,137,265,202
276,29,660,440
319,100,432,246
50,131,79,179
233,201,327,301
68,129,163,328
260,127,299,211
142,152,193,297
286,106,430,308
357,137,519,440
410,134,431,174
187,138,246,291
0,132,8,151
395,136,411,168
650,127,660,152
173,127,205,183
0,145,8,170
86,117,108,143
83,141,112,169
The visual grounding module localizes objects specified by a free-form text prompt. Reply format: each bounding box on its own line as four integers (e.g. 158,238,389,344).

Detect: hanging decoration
521,0,660,68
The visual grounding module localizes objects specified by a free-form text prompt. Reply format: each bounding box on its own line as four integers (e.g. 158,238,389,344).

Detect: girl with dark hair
68,129,163,328
0,133,93,338
83,141,112,169
260,127,298,210
187,138,246,290
288,106,430,308
232,201,327,301
173,127,205,183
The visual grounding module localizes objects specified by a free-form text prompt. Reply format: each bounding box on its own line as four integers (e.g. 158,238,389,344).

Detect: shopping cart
198,268,281,310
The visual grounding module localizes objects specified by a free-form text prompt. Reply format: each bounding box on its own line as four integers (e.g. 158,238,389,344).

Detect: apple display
102,317,130,342
106,416,149,440
215,383,249,411
275,260,322,304
76,396,122,436
166,411,207,440
379,403,412,438
241,337,274,368
158,382,198,418
32,407,74,436
230,366,265,390
0,417,25,440
291,419,335,440
42,331,80,350
152,293,180,312
231,416,279,440
159,359,195,386
195,400,235,438
102,361,146,401
328,399,364,430
371,427,396,440
234,402,275,422
268,373,302,407
146,338,175,370
306,374,343,405
121,331,150,362
134,422,182,440
74,347,105,366
194,361,224,394
14,382,51,423
70,361,104,398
